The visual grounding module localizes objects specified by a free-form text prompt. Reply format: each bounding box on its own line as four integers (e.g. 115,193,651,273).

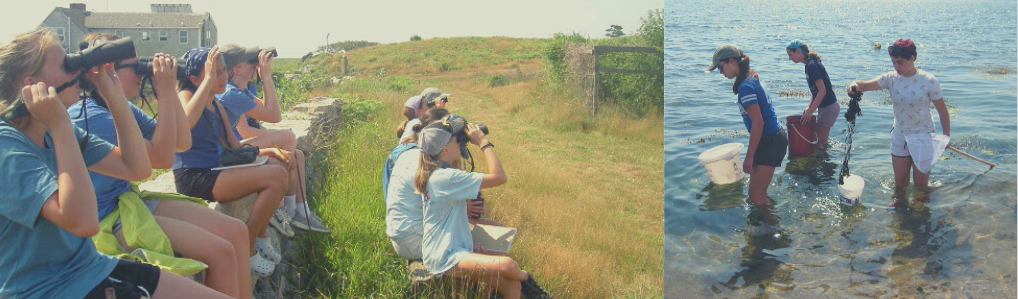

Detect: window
142,31,150,42
115,30,125,38
179,30,188,44
55,27,65,42
159,30,168,42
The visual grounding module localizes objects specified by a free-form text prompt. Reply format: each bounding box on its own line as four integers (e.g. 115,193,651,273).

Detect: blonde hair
0,28,58,114
414,152,442,195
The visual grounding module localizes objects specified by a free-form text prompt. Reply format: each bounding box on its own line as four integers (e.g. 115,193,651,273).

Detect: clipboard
211,156,269,171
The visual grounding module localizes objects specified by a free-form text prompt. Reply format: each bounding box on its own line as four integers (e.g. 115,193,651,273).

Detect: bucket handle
789,121,818,145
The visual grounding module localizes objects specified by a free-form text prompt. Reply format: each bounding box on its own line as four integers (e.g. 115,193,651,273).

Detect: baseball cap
421,87,451,105
705,44,744,72
418,114,469,158
220,44,261,70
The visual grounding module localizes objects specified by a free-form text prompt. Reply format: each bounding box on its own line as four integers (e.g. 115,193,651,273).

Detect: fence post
591,49,599,116
342,51,348,76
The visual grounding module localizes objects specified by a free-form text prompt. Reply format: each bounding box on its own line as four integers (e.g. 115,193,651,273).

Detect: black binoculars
476,124,489,135
66,37,136,73
128,57,186,79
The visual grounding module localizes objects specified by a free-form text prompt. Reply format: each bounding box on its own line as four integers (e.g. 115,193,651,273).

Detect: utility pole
326,33,330,53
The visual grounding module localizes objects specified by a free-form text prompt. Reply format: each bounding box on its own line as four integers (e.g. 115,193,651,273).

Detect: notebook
470,224,518,254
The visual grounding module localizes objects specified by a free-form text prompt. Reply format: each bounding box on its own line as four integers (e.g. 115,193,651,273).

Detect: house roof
85,12,208,28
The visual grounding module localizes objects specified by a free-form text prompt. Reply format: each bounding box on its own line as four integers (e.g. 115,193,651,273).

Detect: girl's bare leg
154,200,253,299
211,164,288,252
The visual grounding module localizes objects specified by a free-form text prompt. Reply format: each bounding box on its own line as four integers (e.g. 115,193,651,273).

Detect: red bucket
786,115,817,156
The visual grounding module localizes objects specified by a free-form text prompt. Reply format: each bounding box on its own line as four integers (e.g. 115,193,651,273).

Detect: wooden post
342,52,348,76
588,46,663,116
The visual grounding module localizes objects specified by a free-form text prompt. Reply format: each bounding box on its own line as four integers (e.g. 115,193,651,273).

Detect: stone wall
139,97,342,299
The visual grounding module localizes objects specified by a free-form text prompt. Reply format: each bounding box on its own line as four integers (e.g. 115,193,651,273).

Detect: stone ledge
138,97,343,299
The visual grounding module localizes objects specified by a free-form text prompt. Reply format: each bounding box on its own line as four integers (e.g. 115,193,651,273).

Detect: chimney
69,3,85,10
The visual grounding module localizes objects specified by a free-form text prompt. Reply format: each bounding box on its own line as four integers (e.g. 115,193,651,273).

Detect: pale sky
1,0,662,57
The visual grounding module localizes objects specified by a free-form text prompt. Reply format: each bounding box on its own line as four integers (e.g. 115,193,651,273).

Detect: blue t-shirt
386,148,423,240
67,98,157,219
215,82,257,139
421,168,483,275
737,77,782,137
173,105,225,169
0,120,119,298
805,59,837,108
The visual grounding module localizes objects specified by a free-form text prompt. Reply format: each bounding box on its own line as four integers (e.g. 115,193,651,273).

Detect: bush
410,35,422,41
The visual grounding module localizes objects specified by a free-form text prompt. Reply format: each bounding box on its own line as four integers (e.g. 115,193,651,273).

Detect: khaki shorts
391,232,423,260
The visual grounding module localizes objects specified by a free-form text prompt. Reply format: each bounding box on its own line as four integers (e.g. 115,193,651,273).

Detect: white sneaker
269,209,295,238
292,209,332,233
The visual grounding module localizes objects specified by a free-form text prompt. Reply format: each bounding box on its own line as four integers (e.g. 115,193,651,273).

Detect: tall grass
285,30,663,298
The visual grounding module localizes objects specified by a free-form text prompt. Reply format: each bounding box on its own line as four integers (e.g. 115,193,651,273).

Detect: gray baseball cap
419,114,469,158
221,44,261,70
421,87,451,105
705,44,744,72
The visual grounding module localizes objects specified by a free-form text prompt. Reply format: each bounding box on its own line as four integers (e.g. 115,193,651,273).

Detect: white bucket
838,175,865,205
698,143,745,185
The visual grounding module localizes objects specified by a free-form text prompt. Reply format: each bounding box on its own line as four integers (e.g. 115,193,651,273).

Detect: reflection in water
721,205,794,291
698,180,747,211
886,190,954,295
784,153,839,185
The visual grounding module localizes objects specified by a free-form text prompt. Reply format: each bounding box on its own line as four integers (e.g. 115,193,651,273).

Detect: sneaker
269,209,295,238
520,274,551,299
292,209,332,233
250,254,275,277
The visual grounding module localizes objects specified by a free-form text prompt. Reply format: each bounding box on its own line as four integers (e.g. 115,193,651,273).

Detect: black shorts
174,168,222,202
84,259,161,299
753,129,788,167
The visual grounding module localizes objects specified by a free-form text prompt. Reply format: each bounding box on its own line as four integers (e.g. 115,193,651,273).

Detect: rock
135,96,344,299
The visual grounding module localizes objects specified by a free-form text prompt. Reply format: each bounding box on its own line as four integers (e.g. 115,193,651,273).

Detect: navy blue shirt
173,105,226,169
805,59,837,108
737,77,782,137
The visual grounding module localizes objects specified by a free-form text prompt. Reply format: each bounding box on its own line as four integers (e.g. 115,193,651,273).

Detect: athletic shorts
816,102,841,128
391,232,424,261
83,259,161,299
173,168,222,202
754,129,788,167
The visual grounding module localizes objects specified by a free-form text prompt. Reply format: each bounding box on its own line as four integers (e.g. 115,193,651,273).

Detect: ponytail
732,55,759,95
414,153,441,195
799,45,821,62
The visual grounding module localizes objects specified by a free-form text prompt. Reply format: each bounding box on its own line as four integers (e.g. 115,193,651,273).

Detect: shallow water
664,0,1018,297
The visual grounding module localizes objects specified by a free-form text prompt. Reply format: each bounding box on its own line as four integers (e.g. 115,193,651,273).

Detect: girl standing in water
706,44,788,227
786,40,839,150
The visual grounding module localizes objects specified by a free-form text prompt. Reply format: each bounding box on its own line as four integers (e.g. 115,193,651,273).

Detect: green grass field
288,35,663,298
